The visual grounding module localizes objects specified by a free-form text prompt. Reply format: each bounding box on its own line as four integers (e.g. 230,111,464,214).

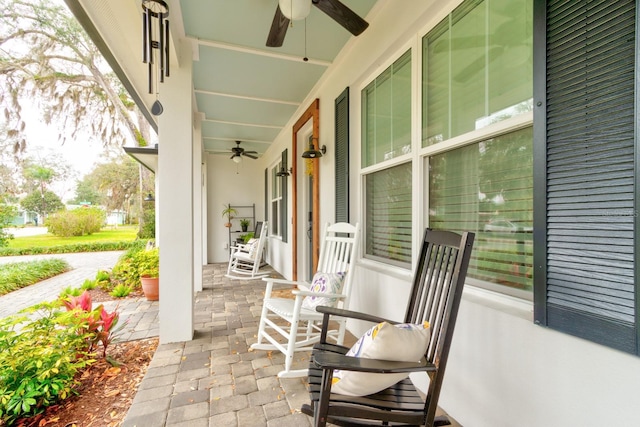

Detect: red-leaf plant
62,291,125,357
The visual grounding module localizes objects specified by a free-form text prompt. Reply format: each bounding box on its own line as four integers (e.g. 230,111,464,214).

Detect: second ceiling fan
267,0,369,48
230,141,258,162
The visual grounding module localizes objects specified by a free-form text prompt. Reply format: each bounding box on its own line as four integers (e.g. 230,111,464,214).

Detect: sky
21,102,111,201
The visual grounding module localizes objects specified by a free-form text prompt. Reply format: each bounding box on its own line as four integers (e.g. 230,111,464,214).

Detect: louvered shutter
335,87,350,223
534,0,638,353
281,149,288,243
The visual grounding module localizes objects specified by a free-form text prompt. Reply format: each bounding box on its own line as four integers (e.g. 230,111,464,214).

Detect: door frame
292,99,320,280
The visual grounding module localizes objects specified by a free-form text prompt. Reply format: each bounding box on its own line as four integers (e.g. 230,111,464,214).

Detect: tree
70,178,102,206
0,203,17,247
1,0,153,232
20,189,64,218
85,156,144,217
0,0,145,151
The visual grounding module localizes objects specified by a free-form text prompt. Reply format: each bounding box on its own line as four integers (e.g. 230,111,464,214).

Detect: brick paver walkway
0,251,159,341
122,263,316,427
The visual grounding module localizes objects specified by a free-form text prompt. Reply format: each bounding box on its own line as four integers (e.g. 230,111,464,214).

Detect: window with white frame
423,0,534,296
362,50,412,266
270,162,281,237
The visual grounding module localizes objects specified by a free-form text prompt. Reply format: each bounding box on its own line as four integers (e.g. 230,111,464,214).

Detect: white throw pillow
247,239,260,258
301,271,346,310
330,321,431,397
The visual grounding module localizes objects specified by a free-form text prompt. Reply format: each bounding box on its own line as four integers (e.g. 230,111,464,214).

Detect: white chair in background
226,221,269,280
250,222,360,378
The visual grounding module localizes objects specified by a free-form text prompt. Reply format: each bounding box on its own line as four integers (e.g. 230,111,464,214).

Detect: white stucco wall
206,153,266,264
251,0,640,425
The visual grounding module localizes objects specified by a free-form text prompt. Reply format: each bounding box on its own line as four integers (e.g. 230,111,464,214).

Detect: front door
291,99,320,281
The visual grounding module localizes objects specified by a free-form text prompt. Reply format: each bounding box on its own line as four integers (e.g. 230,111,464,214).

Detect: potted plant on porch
137,247,159,301
222,204,237,228
240,218,250,232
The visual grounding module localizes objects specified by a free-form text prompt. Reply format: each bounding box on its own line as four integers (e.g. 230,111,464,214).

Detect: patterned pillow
247,239,260,259
301,271,346,310
330,321,431,396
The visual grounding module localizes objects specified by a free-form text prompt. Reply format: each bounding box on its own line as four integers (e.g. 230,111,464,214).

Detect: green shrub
95,269,111,291
110,284,132,298
136,247,159,278
46,207,106,237
0,240,148,256
137,207,155,239
110,244,147,288
0,259,70,296
80,279,97,290
0,303,95,423
59,286,82,298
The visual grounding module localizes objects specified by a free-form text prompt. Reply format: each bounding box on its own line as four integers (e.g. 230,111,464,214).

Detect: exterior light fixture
276,166,292,177
302,140,326,158
144,192,155,202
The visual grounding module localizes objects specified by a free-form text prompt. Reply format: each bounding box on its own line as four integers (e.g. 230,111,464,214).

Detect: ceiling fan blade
243,153,258,159
313,0,369,36
230,154,236,159
266,5,290,47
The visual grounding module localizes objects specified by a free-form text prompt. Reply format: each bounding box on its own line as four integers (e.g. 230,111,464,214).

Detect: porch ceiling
65,0,379,159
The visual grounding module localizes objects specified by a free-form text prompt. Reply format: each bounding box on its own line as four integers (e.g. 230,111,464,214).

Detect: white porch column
157,39,194,343
193,115,203,293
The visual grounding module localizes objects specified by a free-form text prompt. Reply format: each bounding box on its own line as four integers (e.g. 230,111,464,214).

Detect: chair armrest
262,277,309,287
313,352,436,374
315,306,397,325
291,289,346,299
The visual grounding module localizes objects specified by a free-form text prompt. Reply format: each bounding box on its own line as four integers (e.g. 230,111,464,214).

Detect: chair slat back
406,228,473,364
316,222,360,309
252,221,268,260
403,229,474,425
254,221,264,238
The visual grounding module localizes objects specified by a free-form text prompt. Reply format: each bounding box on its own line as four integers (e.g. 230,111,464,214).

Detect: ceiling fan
230,141,258,162
267,0,369,48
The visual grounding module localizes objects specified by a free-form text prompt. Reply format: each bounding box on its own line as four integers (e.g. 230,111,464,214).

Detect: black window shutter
534,0,638,354
335,87,350,223
281,149,288,242
264,168,268,224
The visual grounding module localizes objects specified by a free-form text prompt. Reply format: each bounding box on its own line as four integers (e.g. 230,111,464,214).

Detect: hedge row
0,240,150,257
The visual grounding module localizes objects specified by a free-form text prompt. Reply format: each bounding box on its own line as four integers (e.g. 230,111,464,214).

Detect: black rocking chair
302,228,475,427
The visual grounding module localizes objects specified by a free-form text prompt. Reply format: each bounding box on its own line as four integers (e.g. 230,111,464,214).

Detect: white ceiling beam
203,118,282,130
194,88,300,106
187,37,332,67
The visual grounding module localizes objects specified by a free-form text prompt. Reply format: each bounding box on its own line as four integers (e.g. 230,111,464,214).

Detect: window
365,162,412,266
270,162,281,237
429,128,533,295
423,0,533,145
362,50,412,265
422,0,534,297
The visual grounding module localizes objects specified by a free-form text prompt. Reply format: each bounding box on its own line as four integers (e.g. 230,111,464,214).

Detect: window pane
362,50,412,167
429,127,533,291
423,0,533,146
365,162,412,265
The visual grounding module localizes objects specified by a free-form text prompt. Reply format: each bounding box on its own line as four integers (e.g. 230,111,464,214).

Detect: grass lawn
7,226,138,249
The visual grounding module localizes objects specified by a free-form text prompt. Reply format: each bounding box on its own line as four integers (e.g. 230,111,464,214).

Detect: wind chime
142,0,170,116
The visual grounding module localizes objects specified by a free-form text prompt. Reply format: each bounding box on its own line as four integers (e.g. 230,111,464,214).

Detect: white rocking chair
250,222,360,378
226,221,269,280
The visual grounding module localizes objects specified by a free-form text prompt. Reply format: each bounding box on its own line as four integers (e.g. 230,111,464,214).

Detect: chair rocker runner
251,222,360,378
302,228,475,427
226,221,269,280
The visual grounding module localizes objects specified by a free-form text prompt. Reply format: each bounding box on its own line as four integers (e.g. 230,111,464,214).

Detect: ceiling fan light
279,0,311,20
233,155,242,164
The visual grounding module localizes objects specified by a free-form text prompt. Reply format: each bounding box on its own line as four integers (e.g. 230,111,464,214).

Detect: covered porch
122,263,460,426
